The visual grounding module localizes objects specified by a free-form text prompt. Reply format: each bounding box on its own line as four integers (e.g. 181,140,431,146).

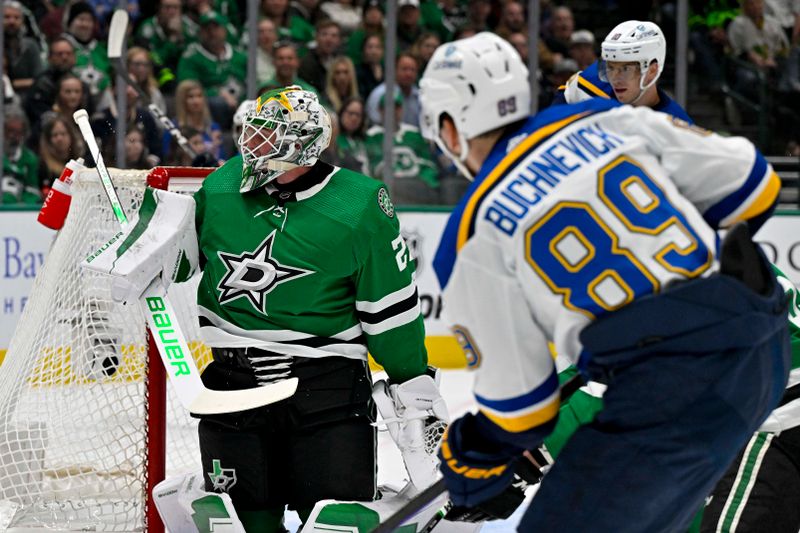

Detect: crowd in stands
2,0,800,207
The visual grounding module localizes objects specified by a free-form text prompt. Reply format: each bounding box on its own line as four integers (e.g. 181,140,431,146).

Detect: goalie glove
373,367,450,490
82,187,199,304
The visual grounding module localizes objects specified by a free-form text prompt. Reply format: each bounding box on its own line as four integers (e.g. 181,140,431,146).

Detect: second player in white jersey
422,32,788,532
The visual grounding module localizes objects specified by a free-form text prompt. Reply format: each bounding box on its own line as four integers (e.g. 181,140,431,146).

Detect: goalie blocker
82,186,199,303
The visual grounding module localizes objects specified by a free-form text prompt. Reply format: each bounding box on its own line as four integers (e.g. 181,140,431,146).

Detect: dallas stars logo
208,459,237,492
216,230,313,313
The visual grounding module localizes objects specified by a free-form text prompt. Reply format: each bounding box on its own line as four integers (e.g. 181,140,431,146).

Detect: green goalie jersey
192,156,428,383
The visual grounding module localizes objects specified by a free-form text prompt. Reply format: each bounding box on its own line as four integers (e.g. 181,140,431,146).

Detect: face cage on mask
238,118,289,173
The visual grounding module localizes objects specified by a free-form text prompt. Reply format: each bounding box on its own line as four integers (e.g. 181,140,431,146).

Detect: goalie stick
72,109,298,415
372,373,586,533
107,10,199,160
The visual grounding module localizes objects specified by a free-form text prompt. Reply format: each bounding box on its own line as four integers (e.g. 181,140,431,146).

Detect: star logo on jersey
216,230,313,313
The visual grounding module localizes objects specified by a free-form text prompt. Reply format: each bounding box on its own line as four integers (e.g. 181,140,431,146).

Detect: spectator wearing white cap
398,0,424,52
569,29,598,70
319,0,362,36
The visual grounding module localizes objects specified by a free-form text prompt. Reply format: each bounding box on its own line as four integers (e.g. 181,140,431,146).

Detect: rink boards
2,208,800,369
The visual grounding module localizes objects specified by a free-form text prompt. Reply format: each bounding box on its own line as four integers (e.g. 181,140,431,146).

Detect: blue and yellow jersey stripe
571,62,614,100
476,368,560,433
578,75,612,99
432,99,621,290
704,151,780,228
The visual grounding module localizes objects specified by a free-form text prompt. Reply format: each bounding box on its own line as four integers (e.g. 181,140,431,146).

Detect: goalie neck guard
238,86,332,192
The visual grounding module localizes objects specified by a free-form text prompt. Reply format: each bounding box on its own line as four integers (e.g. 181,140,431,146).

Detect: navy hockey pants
520,270,791,533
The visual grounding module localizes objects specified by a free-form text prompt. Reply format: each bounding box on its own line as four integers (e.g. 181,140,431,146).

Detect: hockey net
0,167,213,532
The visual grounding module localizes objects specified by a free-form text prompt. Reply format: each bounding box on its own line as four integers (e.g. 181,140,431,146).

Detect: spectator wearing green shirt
177,10,246,128
261,0,314,48
259,42,317,95
345,1,384,63
365,92,438,204
61,2,111,99
2,107,41,205
335,97,369,175
133,0,194,90
420,0,459,41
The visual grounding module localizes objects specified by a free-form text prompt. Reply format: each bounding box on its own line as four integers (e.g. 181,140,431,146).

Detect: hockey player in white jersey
419,32,790,532
552,20,692,123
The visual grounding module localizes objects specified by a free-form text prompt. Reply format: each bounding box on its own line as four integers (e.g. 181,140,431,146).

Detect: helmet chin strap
630,65,659,105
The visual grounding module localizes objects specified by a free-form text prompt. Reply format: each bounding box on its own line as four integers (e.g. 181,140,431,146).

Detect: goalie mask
238,86,332,192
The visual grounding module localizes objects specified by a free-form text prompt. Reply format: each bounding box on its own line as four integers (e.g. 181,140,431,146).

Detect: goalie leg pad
153,473,247,533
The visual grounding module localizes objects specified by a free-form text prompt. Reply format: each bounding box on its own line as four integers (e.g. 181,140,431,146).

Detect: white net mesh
424,420,447,457
0,168,208,531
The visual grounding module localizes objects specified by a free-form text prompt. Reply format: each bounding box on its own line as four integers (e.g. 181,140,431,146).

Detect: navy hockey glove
444,451,545,522
438,413,517,507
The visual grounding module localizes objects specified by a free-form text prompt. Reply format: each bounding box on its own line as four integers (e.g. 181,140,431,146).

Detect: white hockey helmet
599,20,666,91
419,32,529,179
238,86,332,192
232,99,256,146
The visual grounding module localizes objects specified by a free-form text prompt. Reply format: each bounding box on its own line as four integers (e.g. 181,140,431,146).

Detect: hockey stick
373,479,447,533
107,9,198,160
73,109,298,415
418,500,452,533
373,373,586,533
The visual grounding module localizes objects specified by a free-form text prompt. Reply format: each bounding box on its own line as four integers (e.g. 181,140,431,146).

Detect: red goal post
145,166,214,533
